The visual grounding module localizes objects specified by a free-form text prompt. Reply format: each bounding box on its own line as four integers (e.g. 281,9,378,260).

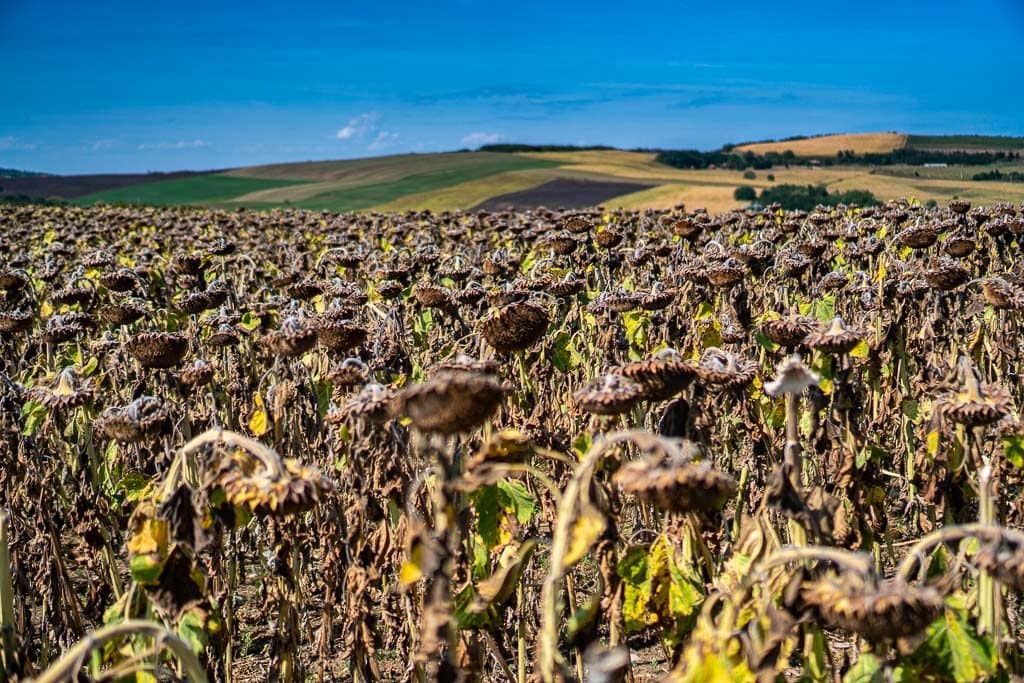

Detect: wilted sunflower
805,316,864,356
93,396,169,443
28,367,95,410
614,456,736,514
0,309,33,334
264,315,317,358
99,300,148,326
479,300,550,353
936,360,1013,427
125,331,189,369
974,536,1024,592
315,318,368,353
573,373,643,415
327,357,369,390
214,448,334,517
396,369,510,434
618,348,696,401
705,258,747,288
801,573,943,642
896,223,941,249
692,348,757,389
179,358,215,389
759,315,819,348
971,277,1024,310
923,257,970,291
344,382,395,424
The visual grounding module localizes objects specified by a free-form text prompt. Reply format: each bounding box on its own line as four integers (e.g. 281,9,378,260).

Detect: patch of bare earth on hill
474,178,654,211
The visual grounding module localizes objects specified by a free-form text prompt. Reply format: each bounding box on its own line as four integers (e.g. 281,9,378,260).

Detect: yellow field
735,133,908,156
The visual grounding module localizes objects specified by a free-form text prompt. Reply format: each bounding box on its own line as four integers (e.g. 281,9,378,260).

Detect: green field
907,134,1024,151
76,175,306,206
244,154,562,211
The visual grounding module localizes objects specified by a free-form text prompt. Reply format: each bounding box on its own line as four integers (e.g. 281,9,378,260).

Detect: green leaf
80,356,99,377
812,294,836,323
129,553,165,585
497,480,535,525
471,485,501,548
908,609,995,683
20,403,47,437
1003,434,1024,469
178,608,210,655
843,653,885,683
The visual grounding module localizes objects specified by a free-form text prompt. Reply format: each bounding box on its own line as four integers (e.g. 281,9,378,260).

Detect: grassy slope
76,175,306,206
734,133,908,156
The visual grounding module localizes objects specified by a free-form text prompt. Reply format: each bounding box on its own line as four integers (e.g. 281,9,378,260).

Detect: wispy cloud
137,139,209,150
89,139,118,152
367,130,400,151
0,136,37,152
461,131,503,146
335,112,380,140
668,91,800,110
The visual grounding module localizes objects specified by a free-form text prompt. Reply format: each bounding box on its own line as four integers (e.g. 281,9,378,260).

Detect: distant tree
766,174,775,182
742,170,756,180
734,185,757,201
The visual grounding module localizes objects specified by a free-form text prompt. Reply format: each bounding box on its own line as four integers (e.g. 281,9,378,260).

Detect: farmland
5,197,1024,681
0,133,1007,215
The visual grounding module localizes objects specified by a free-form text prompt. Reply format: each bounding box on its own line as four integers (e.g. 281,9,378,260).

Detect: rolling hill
2,133,1021,214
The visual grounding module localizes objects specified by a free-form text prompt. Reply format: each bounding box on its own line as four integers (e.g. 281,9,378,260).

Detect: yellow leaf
127,519,168,556
400,544,426,585
563,505,607,570
849,340,870,359
248,409,270,437
927,430,940,457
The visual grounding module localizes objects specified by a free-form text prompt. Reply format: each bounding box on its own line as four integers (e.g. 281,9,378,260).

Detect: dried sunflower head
125,331,189,369
618,348,696,401
215,449,334,517
344,382,395,424
396,369,510,434
574,373,643,415
801,573,942,642
327,357,369,390
758,315,819,348
93,396,169,443
923,257,970,291
974,536,1024,593
693,348,757,389
179,358,215,388
936,359,1013,427
206,322,241,347
28,367,95,410
614,455,736,514
263,315,317,358
479,300,550,353
805,316,864,355
0,309,33,334
973,277,1024,310
315,318,368,353
764,355,821,397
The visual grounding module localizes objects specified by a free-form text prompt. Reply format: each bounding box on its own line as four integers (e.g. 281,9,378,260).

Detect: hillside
735,133,908,155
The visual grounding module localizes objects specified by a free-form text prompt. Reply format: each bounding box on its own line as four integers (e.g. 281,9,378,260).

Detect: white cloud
461,131,504,146
335,112,380,140
89,139,118,152
0,136,37,152
367,130,400,151
137,139,209,150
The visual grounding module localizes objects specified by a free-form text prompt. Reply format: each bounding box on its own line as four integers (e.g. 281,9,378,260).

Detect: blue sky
2,0,1022,174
